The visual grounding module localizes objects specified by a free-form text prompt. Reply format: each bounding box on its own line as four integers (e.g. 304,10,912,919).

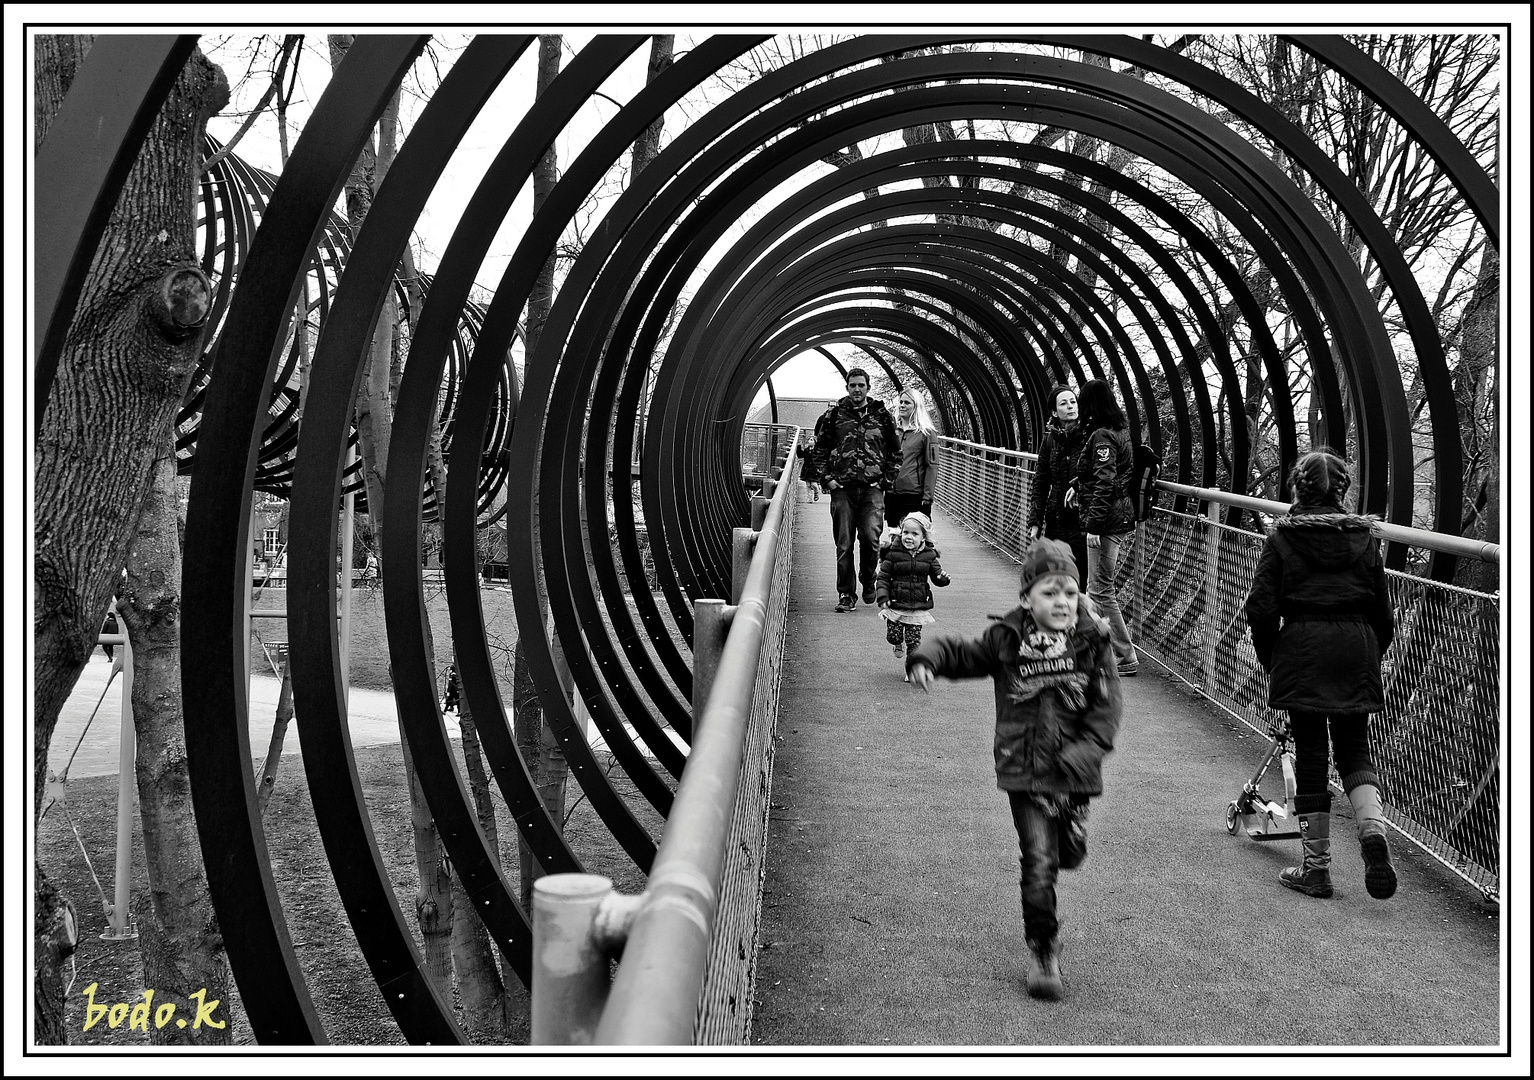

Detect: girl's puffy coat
907,602,1120,795
1243,507,1395,713
1076,425,1135,536
874,541,949,610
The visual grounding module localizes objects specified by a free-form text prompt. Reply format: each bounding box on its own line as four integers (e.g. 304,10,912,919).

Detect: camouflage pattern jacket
805,396,900,489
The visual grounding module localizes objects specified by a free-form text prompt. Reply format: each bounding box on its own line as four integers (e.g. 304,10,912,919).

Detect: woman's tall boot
1348,783,1397,899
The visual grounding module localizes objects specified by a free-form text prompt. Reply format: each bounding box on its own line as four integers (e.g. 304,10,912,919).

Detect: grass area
247,583,521,696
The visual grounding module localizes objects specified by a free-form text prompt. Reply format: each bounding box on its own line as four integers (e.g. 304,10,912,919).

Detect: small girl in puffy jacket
875,512,950,670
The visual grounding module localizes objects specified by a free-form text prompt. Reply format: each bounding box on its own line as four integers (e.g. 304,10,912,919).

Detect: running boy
906,539,1122,999
874,511,950,675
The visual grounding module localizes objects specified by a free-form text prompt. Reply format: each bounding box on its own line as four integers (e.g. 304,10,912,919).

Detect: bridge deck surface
752,492,1500,1048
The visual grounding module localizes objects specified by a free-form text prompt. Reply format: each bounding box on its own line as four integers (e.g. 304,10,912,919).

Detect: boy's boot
1348,783,1397,899
1024,937,1063,1000
1279,812,1333,898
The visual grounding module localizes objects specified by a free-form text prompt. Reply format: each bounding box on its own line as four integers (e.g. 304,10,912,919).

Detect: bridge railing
533,430,800,1044
932,436,1502,900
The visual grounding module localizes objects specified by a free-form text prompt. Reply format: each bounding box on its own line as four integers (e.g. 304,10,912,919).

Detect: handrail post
750,493,770,531
732,526,758,605
1200,500,1222,692
692,599,737,731
1131,520,1145,640
531,873,651,1045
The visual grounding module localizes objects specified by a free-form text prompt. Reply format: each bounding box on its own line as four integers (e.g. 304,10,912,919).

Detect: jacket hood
1274,508,1377,569
993,599,1107,643
1045,416,1081,438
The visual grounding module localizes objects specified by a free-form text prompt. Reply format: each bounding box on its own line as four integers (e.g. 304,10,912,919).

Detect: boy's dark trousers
1005,792,1088,945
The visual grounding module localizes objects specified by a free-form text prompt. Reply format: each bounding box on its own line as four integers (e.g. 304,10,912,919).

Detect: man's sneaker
835,594,856,612
862,587,877,605
1117,663,1140,678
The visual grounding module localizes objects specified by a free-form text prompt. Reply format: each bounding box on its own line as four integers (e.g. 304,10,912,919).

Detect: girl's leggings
1288,710,1378,813
885,620,923,650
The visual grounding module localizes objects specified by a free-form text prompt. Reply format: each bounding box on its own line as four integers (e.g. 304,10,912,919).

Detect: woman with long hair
1025,384,1089,578
1075,379,1138,676
885,385,939,533
1244,449,1397,900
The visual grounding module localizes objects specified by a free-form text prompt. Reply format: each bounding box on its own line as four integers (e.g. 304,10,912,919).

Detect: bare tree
33,34,228,1046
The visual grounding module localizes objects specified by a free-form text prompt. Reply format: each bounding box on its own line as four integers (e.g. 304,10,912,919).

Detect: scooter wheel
1225,801,1240,835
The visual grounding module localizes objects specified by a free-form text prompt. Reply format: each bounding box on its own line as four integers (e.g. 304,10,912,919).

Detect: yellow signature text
81,983,226,1033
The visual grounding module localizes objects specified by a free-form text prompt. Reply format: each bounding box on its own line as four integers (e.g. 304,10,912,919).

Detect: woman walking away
1075,379,1138,676
1244,449,1397,900
875,511,950,676
885,387,939,535
1026,384,1089,577
907,540,1120,1000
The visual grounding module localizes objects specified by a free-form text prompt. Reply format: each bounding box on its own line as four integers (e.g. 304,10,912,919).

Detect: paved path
47,655,437,783
752,494,1501,1047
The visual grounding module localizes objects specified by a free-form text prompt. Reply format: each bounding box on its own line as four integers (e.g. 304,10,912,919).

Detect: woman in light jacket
885,386,939,533
1074,379,1138,676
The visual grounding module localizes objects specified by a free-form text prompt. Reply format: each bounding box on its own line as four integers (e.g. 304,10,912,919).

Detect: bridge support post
732,526,759,605
531,873,644,1045
1131,521,1144,641
692,598,737,729
1200,501,1223,692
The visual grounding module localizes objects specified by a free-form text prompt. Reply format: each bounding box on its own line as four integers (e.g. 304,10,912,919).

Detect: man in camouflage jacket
804,368,900,610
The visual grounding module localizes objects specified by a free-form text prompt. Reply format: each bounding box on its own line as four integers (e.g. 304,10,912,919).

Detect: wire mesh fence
934,439,1502,898
695,444,799,1044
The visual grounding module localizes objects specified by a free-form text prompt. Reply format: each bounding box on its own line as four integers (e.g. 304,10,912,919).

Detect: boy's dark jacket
907,600,1121,795
1244,507,1395,713
805,395,901,489
874,539,950,610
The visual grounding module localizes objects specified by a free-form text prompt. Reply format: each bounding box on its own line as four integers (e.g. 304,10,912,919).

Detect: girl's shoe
892,642,905,658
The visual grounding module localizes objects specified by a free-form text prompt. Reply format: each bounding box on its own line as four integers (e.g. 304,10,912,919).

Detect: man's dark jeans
1007,792,1061,944
829,484,884,598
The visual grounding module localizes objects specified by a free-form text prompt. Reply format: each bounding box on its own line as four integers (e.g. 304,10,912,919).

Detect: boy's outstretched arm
907,629,997,685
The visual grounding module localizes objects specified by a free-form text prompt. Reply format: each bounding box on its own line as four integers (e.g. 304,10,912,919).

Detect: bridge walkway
751,491,1499,1048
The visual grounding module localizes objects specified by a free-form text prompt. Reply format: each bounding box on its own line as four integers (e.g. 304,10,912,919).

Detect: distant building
745,396,838,434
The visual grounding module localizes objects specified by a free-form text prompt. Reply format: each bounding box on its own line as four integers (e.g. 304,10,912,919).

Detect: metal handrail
934,436,1501,565
594,431,801,1044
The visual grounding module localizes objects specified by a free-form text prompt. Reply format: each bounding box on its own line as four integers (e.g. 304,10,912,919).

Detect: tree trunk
122,434,233,1044
514,33,568,910
326,32,461,994
448,694,510,1038
630,36,674,179
33,34,227,1046
256,657,295,814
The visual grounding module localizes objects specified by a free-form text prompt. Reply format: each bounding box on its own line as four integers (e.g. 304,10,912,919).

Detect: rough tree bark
33,35,227,1046
121,434,233,1044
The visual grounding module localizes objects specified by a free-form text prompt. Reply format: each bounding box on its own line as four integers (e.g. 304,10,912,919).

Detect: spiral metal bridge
34,32,1499,1044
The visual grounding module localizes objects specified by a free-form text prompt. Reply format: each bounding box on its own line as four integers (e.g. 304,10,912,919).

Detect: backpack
1129,443,1162,521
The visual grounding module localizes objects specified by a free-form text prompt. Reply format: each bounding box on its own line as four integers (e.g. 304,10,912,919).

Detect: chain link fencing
933,437,1502,899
